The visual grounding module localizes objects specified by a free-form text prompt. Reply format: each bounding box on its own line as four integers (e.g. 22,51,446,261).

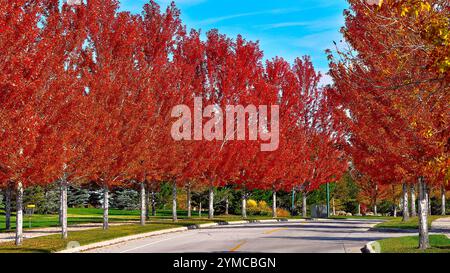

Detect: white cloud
257,16,344,31
197,8,300,26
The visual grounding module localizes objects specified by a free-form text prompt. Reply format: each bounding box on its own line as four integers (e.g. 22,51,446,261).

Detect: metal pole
326,183,330,218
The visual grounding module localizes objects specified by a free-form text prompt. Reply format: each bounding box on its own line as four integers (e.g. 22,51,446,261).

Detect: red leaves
0,0,346,195
329,0,450,189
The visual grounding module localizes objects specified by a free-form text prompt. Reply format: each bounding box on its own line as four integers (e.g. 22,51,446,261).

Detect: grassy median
373,216,447,230
378,235,450,253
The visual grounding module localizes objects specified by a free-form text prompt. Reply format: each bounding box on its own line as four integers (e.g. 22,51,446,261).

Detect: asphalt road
86,219,414,253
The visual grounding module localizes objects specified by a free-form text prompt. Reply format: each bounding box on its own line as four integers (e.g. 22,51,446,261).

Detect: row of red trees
328,0,449,249
0,0,346,245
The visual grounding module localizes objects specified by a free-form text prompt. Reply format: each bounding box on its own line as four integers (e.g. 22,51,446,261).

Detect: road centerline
263,228,288,235
229,240,247,252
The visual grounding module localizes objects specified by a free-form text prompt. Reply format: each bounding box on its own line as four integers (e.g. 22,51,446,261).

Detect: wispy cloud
197,8,301,26
157,0,207,7
257,16,344,31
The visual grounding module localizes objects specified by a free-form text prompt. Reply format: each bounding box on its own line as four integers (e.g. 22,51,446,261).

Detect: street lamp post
326,183,330,218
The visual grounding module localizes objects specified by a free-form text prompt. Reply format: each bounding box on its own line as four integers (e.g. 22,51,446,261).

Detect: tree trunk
172,182,177,222
428,188,432,216
59,185,63,226
402,183,410,221
140,182,146,226
302,192,307,218
15,182,23,246
199,201,202,217
410,184,417,217
208,186,214,219
393,205,397,217
373,204,378,216
60,179,68,239
5,183,12,231
151,191,156,216
103,185,109,230
418,177,430,249
272,190,277,218
441,185,446,216
187,184,191,218
357,203,361,215
145,186,150,220
225,197,229,215
332,197,336,216
242,192,247,219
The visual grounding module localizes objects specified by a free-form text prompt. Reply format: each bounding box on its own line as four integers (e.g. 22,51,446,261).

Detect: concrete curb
58,227,188,253
361,241,378,253
368,227,418,233
57,218,307,253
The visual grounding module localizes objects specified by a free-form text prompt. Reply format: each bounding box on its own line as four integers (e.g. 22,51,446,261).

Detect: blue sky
119,0,348,85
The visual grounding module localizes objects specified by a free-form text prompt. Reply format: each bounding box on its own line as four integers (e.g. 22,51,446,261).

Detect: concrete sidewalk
0,221,138,244
431,217,450,236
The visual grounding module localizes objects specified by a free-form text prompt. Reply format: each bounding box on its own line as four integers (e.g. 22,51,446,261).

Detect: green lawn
331,215,394,220
0,207,293,232
0,208,145,231
378,235,450,253
373,216,448,230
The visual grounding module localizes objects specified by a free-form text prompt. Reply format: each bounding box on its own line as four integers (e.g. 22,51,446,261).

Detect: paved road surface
86,219,416,253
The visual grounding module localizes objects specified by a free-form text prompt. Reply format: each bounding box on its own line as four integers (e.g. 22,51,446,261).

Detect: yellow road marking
263,228,287,235
229,240,247,252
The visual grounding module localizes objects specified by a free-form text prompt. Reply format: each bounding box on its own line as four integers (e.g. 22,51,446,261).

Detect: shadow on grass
0,248,51,253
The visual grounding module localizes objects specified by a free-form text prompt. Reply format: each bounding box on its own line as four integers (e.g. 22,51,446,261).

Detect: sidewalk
431,217,450,236
0,221,138,244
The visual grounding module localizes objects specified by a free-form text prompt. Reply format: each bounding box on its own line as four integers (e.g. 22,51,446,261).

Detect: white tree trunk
393,206,397,217
410,184,417,217
61,179,68,239
208,186,214,219
418,177,430,249
402,183,410,221
199,201,202,217
145,186,150,220
151,191,156,216
357,203,361,215
441,185,446,216
59,185,63,226
5,184,12,230
187,184,191,218
428,188,432,215
15,182,23,246
140,182,146,225
272,190,277,218
103,185,109,230
242,193,247,219
373,204,378,216
302,193,307,218
172,182,177,222
409,183,417,217
225,197,229,215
